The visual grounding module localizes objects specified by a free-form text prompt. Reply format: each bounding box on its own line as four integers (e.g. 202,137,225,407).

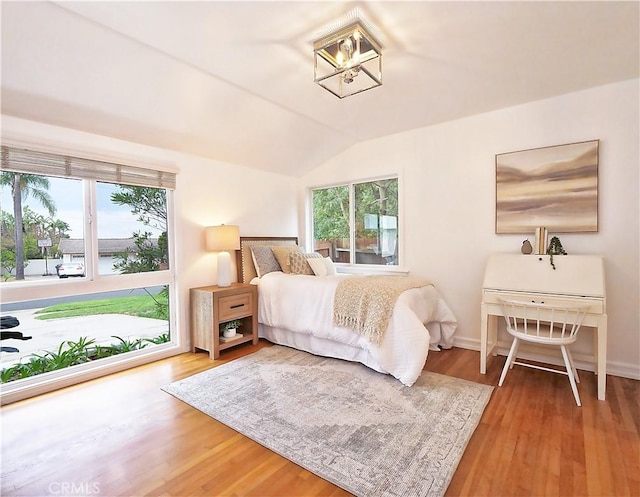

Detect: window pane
354,179,398,265
312,186,350,263
1,155,176,397
0,287,170,384
97,183,169,276
0,174,84,283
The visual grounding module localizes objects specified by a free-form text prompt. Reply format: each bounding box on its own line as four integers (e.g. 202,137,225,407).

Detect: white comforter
254,272,458,386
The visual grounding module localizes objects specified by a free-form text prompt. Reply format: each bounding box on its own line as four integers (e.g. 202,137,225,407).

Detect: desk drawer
218,293,254,321
483,290,604,314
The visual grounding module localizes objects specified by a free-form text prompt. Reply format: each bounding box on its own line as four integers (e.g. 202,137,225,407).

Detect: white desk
481,254,608,400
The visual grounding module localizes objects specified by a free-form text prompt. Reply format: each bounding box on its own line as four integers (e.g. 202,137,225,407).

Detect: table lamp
205,225,240,287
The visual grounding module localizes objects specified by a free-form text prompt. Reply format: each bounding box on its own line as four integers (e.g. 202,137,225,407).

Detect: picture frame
495,140,599,233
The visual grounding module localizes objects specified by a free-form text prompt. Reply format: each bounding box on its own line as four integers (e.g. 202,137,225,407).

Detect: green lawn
34,294,165,320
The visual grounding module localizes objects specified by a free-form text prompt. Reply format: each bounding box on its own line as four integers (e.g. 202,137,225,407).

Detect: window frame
309,174,405,274
0,142,181,404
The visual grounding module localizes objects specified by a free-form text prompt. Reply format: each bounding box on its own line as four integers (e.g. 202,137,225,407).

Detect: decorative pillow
271,245,300,274
307,257,337,277
250,245,281,277
290,251,323,275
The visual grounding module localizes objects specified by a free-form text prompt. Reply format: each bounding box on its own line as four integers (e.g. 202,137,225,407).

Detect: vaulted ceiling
2,1,638,177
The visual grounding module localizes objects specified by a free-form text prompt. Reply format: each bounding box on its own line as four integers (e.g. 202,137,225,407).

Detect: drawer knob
230,303,245,309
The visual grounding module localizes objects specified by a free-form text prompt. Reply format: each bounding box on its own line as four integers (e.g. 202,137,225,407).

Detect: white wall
300,79,640,379
1,115,299,352
3,79,637,382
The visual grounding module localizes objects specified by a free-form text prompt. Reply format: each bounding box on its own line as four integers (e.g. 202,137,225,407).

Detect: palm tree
50,219,71,253
0,172,56,280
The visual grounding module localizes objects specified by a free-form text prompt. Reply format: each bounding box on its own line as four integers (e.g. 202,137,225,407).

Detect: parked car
57,263,85,278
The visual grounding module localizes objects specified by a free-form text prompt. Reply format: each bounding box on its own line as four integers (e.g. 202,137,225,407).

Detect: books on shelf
534,227,548,255
220,333,244,343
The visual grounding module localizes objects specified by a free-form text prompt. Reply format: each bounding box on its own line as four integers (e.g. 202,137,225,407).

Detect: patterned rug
163,346,493,497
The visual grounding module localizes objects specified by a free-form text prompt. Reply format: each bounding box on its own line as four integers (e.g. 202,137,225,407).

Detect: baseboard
452,337,640,381
452,336,480,352
605,361,640,380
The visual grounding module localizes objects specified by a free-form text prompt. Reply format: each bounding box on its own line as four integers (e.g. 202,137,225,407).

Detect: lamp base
217,251,232,287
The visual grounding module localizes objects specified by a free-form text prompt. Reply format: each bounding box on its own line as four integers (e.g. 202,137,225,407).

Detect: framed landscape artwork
495,140,599,233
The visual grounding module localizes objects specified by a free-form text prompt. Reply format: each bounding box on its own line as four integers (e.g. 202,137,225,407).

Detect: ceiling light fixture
312,9,383,99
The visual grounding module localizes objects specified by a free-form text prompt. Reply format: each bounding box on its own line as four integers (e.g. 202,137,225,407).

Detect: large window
312,177,398,266
0,145,176,395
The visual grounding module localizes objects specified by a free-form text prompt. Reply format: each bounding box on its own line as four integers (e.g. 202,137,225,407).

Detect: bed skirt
258,324,389,375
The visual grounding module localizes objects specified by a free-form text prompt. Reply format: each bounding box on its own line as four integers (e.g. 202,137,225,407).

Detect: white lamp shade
205,225,240,251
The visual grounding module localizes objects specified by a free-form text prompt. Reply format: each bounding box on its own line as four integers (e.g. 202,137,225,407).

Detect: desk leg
480,304,488,374
489,315,498,357
597,315,607,401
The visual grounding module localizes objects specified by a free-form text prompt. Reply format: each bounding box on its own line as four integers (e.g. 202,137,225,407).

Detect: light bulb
342,38,353,55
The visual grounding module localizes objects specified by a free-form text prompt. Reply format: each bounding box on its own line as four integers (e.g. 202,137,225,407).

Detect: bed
235,237,458,386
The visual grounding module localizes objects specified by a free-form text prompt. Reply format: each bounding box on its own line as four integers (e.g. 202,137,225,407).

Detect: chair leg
509,340,520,370
499,338,519,387
561,345,581,407
566,348,580,384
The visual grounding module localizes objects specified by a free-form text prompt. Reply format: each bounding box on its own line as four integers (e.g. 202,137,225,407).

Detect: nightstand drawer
218,293,253,321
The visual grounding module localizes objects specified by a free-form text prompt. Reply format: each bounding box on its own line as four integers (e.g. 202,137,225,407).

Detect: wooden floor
1,341,639,496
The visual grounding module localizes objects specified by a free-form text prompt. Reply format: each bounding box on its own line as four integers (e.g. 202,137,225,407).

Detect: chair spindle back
498,298,590,341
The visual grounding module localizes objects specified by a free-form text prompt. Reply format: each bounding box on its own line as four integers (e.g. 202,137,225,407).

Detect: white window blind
1,145,176,189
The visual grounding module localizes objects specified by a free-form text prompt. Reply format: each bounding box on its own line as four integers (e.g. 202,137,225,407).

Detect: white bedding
254,272,458,386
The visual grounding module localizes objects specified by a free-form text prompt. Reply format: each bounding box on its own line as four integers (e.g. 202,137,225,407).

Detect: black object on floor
1,315,31,354
0,330,32,341
1,315,20,330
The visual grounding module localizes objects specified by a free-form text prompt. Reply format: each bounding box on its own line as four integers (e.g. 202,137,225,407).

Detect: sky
0,177,162,239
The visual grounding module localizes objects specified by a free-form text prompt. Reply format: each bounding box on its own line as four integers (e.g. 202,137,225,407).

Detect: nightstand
190,283,258,359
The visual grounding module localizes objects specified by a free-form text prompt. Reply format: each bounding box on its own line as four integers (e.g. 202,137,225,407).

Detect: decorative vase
223,328,236,338
521,239,533,254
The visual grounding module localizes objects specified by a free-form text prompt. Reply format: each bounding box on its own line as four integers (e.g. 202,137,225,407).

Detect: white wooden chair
497,298,591,406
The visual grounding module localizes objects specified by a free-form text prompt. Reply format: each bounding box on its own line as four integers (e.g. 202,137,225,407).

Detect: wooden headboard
235,236,299,283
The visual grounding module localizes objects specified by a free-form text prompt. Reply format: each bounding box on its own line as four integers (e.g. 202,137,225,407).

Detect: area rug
162,346,493,497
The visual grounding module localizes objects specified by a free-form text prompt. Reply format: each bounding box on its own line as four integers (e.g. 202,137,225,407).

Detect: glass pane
312,186,350,263
0,174,84,283
354,179,398,265
96,183,169,276
0,286,170,384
